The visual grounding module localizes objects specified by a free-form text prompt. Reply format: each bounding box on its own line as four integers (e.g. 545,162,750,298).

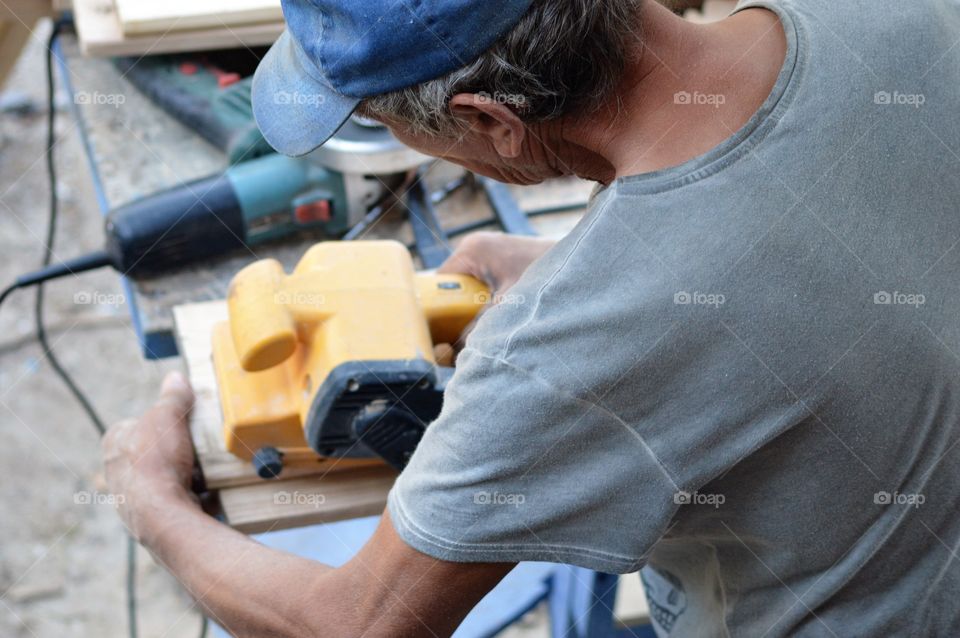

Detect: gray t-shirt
387,0,960,635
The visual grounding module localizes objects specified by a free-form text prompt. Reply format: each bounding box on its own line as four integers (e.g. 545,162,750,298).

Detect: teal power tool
104,117,428,277
105,53,428,277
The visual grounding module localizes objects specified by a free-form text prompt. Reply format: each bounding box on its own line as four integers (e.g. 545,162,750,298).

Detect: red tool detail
294,200,332,224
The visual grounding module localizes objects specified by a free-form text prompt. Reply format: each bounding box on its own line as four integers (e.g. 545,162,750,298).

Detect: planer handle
227,258,298,372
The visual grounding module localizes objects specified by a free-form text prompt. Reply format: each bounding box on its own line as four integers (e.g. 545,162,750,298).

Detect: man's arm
103,375,513,638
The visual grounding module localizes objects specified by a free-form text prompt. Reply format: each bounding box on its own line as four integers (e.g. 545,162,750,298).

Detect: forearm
105,374,510,638
141,492,350,638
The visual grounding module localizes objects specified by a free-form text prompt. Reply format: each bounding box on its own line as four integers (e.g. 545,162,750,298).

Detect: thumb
156,371,194,415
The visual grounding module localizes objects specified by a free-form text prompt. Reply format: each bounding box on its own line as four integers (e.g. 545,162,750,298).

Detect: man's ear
449,93,526,158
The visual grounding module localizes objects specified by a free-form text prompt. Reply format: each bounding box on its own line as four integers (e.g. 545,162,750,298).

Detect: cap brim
252,31,361,157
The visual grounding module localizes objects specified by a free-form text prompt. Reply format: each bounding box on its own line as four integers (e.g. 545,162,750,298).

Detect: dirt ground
0,21,201,638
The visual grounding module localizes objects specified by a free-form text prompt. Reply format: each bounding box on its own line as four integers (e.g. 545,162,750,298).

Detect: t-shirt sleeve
387,346,681,573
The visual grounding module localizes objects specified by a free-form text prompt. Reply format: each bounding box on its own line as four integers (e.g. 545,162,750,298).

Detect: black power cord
39,22,108,436
41,19,139,638
24,19,208,638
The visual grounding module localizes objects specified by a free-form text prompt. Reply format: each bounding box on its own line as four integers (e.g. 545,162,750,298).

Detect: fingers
437,251,479,277
437,232,500,276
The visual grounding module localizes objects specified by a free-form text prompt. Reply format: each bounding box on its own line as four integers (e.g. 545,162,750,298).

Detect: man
102,0,960,635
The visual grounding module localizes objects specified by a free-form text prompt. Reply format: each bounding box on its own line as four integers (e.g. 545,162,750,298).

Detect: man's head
253,0,642,184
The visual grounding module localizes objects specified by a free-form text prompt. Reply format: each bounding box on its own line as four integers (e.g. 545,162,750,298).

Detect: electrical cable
126,536,138,638
34,21,208,638
43,18,139,637
37,20,108,437
0,283,18,309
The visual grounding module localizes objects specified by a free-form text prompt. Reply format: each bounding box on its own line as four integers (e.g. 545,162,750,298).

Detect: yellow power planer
212,240,489,478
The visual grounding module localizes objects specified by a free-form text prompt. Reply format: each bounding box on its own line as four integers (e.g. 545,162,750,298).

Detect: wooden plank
74,0,282,57
220,468,397,534
114,0,282,36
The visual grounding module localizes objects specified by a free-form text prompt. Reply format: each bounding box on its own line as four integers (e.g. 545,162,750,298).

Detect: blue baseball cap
253,0,535,157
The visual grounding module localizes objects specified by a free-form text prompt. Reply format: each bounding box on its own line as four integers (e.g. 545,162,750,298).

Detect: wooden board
74,0,282,57
114,0,282,36
219,469,398,534
173,300,397,531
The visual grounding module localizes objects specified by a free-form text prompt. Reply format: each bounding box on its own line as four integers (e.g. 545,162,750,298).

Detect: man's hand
102,371,199,541
100,373,511,637
438,231,556,299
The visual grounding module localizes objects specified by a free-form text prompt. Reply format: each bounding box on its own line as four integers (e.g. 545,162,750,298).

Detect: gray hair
357,0,644,136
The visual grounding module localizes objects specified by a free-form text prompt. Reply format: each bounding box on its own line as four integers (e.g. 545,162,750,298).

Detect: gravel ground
0,21,200,638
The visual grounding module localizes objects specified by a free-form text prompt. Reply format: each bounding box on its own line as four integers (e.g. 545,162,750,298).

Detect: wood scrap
114,0,282,36
74,0,282,57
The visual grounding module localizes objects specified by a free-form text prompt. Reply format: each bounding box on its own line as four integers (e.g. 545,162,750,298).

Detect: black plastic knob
252,447,284,479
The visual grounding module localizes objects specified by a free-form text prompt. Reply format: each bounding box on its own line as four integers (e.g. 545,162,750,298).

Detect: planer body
211,240,488,477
